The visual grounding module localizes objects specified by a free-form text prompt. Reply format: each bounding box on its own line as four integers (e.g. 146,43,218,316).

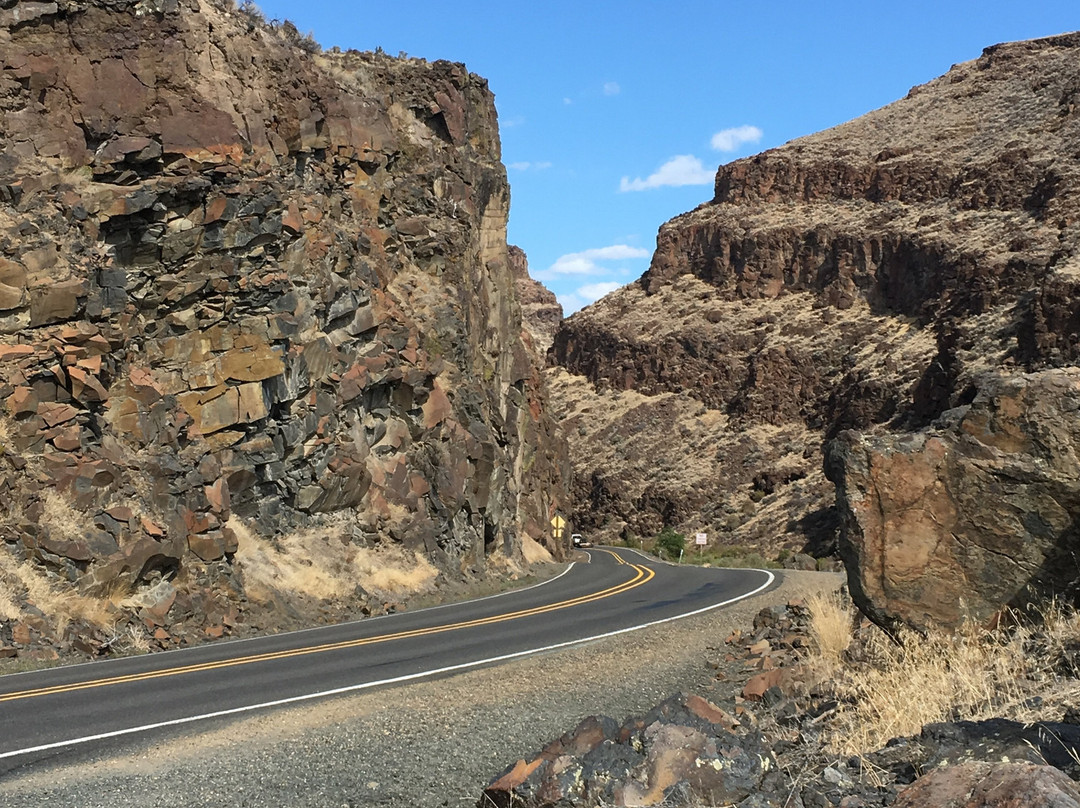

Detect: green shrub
654,527,685,560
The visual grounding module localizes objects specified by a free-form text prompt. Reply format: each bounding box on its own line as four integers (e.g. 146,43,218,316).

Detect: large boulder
827,368,1080,631
894,761,1080,808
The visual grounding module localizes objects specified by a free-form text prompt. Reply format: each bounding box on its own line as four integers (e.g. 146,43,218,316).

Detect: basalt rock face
508,245,562,356
549,35,1080,578
0,0,567,653
827,369,1080,632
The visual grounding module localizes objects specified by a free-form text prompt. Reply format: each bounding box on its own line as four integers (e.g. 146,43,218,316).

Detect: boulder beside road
828,368,1080,632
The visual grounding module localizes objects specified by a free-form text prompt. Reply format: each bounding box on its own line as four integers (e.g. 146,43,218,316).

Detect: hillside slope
550,33,1080,571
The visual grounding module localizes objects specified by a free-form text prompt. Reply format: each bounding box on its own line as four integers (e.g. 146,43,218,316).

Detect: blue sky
252,1,1078,312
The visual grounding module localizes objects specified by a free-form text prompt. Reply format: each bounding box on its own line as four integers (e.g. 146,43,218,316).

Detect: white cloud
579,245,650,261
548,245,650,276
537,244,650,281
578,281,622,301
619,155,714,192
508,161,553,171
710,125,763,152
603,81,621,96
547,256,596,275
559,281,625,313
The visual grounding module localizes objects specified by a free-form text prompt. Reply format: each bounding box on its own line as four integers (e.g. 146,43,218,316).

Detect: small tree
654,526,686,560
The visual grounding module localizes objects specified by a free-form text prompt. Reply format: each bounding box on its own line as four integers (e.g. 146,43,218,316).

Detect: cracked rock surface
0,0,568,657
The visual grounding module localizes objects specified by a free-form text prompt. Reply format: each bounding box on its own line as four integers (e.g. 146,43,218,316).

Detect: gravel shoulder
0,568,843,808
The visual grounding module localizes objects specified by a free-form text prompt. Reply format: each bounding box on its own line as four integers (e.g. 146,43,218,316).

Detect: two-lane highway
0,548,775,769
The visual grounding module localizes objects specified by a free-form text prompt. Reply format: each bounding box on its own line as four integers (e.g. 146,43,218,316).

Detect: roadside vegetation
0,535,123,638
633,526,784,569
652,527,686,560
805,591,1080,757
231,517,439,604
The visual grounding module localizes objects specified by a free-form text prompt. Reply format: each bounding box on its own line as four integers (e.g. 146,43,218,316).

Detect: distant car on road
571,533,592,549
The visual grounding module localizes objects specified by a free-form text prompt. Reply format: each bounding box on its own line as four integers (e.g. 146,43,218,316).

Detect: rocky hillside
0,0,568,658
509,245,562,357
550,33,1080,619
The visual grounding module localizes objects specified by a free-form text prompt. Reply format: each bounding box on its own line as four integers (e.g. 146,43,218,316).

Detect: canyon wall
0,0,568,654
550,33,1080,624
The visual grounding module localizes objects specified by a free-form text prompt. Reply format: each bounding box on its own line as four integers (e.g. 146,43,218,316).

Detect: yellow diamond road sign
550,515,565,530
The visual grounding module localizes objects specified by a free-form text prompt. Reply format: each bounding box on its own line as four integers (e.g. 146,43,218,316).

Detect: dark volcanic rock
827,368,1080,631
0,0,568,655
893,761,1080,808
481,693,783,808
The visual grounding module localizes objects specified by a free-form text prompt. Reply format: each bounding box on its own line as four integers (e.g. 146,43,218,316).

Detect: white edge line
0,562,579,680
0,567,776,762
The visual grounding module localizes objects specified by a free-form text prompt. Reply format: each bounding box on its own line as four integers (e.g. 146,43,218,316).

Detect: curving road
0,547,775,770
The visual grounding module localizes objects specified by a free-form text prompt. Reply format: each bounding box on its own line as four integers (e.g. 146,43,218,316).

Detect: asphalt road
0,547,775,770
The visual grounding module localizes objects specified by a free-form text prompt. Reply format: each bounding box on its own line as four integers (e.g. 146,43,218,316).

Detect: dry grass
0,545,121,635
354,545,439,596
113,623,152,655
809,596,1080,757
830,626,1027,755
0,413,12,452
232,517,439,604
806,591,852,672
39,490,88,545
0,581,19,621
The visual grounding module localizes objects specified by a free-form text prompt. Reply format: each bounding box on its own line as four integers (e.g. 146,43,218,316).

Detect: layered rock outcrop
0,0,567,654
549,34,1080,606
509,245,562,356
828,369,1080,631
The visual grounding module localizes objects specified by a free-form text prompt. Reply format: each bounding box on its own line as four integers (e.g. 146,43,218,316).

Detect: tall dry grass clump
0,413,12,452
232,517,439,604
0,576,20,622
828,624,1028,755
806,593,1080,757
806,591,852,672
0,545,122,635
39,490,88,544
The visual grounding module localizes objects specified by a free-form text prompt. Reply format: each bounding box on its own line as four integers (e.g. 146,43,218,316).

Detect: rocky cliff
0,0,568,658
550,33,1080,620
509,245,562,357
827,368,1080,631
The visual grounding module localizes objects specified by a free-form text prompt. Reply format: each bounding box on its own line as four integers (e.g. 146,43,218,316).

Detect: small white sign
695,532,707,545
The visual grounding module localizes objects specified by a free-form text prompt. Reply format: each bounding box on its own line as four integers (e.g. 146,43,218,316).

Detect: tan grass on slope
231,517,439,604
807,595,1080,756
39,490,88,544
0,414,11,450
0,580,19,622
806,591,852,672
0,545,120,633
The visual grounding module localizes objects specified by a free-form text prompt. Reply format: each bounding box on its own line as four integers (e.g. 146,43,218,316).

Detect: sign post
551,515,566,546
695,532,707,556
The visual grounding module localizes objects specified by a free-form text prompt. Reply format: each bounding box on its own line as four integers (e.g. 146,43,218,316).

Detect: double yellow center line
1,553,653,703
